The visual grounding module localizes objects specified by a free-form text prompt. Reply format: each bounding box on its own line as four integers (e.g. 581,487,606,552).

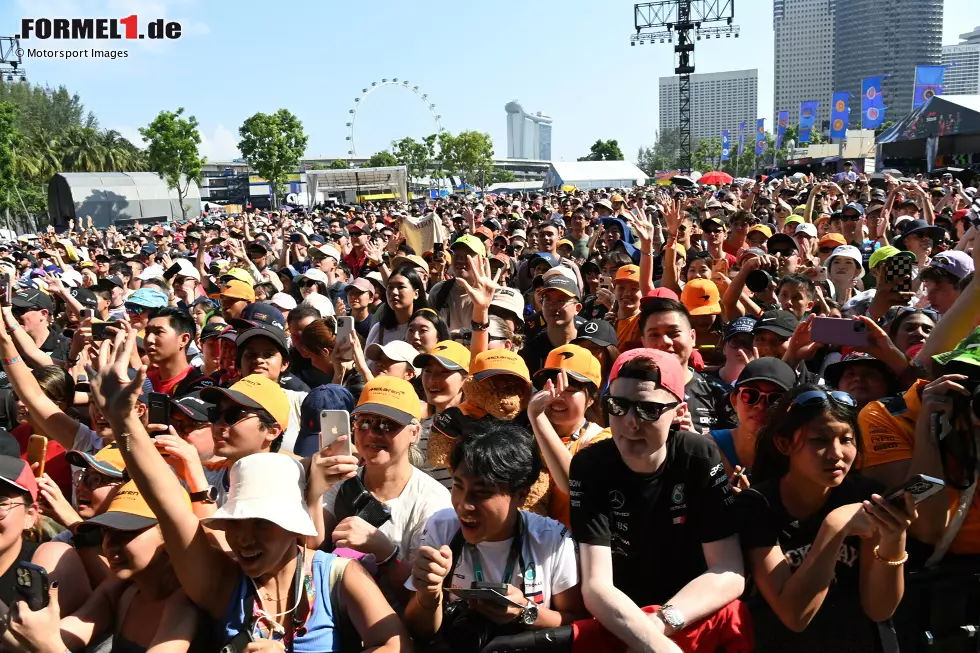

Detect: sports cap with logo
734,357,797,390
490,287,524,325
66,444,127,479
413,340,471,373
574,319,617,348
220,279,256,303
827,245,864,270
928,250,975,280
352,376,422,425
171,391,215,423
230,303,286,332
534,344,602,388
608,348,685,401
451,235,487,258
365,340,422,376
220,268,254,286
202,374,290,431
0,456,37,501
235,325,289,364
80,480,188,531
933,325,980,371
680,278,721,316
541,274,580,299
69,287,99,310
613,264,641,285
753,309,799,338
11,289,53,313
470,349,531,384
795,223,818,238
724,316,757,341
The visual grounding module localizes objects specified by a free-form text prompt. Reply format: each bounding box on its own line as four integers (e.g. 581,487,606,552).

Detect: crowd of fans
0,166,977,653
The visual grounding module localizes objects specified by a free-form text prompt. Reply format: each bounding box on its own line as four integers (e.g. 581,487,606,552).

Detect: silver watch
518,598,539,626
658,604,685,631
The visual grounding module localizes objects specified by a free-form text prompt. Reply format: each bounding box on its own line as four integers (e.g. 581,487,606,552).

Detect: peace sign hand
528,370,567,419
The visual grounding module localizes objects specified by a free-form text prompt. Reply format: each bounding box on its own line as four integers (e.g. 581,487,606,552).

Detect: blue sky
6,0,976,163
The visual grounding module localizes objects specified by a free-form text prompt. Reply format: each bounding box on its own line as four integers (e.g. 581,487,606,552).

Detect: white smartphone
320,409,352,455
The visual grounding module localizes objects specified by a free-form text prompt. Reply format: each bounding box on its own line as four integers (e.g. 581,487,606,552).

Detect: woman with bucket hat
87,327,410,653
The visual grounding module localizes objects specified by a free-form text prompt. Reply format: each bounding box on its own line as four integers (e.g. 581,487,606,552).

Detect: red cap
0,456,37,502
644,287,679,301
953,209,970,223
608,348,686,401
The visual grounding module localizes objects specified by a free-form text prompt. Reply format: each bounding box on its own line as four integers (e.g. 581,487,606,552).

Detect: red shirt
342,249,369,278
12,424,71,499
148,365,196,396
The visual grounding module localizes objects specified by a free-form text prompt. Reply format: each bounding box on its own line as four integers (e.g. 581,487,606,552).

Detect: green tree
361,150,399,168
0,102,20,229
328,159,349,169
139,108,204,221
392,134,438,189
875,120,895,137
578,139,624,161
637,128,682,175
438,131,494,191
238,109,309,206
488,168,517,185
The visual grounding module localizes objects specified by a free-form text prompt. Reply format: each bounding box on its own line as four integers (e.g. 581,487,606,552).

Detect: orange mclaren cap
680,278,722,316
534,344,602,388
470,349,530,384
613,265,641,285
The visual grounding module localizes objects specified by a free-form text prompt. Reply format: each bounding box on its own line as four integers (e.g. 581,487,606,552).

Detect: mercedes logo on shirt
609,490,626,510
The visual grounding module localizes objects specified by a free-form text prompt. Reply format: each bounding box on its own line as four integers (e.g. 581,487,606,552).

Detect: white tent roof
543,161,647,190
305,166,408,202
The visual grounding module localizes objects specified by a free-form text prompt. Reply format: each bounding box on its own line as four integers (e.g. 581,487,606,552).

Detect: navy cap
140,243,157,255
229,303,286,331
295,385,356,457
842,202,865,216
724,316,757,341
199,321,228,342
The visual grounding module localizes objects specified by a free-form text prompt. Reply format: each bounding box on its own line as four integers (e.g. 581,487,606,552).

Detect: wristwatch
657,604,686,632
471,320,490,332
189,486,218,504
518,598,539,626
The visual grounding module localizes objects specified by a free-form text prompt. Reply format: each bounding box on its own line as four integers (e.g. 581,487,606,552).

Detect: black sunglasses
737,387,785,408
301,279,319,288
604,395,679,422
208,405,259,426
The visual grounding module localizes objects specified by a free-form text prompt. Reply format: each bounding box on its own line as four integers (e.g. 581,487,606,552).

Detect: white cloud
198,124,239,161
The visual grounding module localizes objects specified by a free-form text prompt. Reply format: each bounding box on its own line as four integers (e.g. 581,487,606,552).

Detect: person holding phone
311,377,450,611
737,385,916,652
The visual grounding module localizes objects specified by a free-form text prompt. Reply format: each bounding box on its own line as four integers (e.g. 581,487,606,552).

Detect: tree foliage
637,129,682,175
361,150,399,168
392,134,438,188
489,168,517,185
139,108,204,221
438,131,495,191
238,109,309,206
578,139,624,161
328,159,350,169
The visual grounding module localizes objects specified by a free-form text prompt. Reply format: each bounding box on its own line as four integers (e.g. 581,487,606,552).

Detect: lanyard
468,512,526,585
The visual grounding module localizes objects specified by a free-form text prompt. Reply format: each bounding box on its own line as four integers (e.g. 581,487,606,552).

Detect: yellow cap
354,376,422,425
535,344,602,388
413,340,471,373
220,279,256,303
471,349,531,384
747,224,773,239
202,374,291,430
80,480,189,531
221,268,254,286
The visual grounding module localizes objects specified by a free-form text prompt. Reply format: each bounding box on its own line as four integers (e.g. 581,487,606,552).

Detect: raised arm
456,255,498,359
88,324,239,619
915,242,980,375
527,374,575,493
626,208,655,296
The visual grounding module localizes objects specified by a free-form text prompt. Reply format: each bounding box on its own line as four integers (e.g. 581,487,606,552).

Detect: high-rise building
505,101,552,160
658,69,758,146
773,0,836,132
835,0,943,126
942,26,980,96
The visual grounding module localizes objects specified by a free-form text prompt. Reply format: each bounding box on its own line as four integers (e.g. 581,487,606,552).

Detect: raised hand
528,372,567,420
455,254,498,312
86,322,145,428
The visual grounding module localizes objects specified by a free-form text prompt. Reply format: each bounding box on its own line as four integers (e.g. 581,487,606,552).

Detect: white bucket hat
202,453,317,537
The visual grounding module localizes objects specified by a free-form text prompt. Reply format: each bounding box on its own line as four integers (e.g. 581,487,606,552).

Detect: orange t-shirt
548,424,611,528
616,312,642,350
859,380,980,554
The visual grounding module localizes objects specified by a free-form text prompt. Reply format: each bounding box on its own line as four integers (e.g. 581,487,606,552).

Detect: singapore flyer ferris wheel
345,79,444,158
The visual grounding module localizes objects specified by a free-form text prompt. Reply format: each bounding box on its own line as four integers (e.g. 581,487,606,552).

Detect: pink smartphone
810,317,869,348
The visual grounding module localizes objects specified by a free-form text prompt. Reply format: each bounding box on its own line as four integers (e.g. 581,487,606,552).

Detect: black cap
199,321,228,342
11,289,54,312
171,391,214,422
541,274,580,299
734,357,797,390
69,286,99,310
235,325,289,359
766,233,799,255
573,319,617,348
753,310,799,338
823,352,892,389
95,275,125,292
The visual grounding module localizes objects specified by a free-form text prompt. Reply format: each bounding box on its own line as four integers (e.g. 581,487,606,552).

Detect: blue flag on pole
755,119,765,156
776,111,789,150
913,65,945,109
830,92,849,139
738,121,745,153
799,101,819,144
721,130,730,161
861,76,885,129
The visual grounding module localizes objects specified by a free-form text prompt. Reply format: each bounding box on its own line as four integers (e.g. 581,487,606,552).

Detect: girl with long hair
367,268,429,346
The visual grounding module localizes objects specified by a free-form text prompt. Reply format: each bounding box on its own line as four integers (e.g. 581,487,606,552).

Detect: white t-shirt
323,467,452,567
281,388,307,454
366,322,409,346
406,508,579,608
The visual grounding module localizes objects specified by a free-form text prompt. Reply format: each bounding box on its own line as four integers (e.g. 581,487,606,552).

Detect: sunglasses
126,305,145,316
354,416,400,434
301,280,319,288
604,395,679,422
72,469,124,490
790,389,856,411
208,405,259,426
737,387,785,408
770,248,796,257
702,227,723,234
818,246,837,254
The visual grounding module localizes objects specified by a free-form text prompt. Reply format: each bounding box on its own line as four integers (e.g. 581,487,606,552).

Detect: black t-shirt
569,431,738,607
737,473,884,653
41,328,71,365
0,539,38,607
685,370,737,434
289,347,332,389
578,296,609,321
522,318,586,378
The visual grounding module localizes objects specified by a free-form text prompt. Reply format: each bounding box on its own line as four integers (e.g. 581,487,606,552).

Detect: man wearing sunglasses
570,348,745,652
3,289,70,370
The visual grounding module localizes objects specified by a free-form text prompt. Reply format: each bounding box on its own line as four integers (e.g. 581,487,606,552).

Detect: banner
861,76,885,129
738,121,745,154
721,130,730,161
775,111,789,150
913,65,945,109
830,92,849,139
754,119,765,156
798,101,819,144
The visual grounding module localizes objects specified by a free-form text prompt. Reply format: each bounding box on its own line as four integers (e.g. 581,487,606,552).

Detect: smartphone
333,316,355,358
91,321,115,342
599,275,612,291
146,392,170,434
449,586,524,608
433,241,445,254
0,272,10,306
884,254,915,294
885,474,945,507
25,435,47,478
320,409,352,455
15,562,49,611
79,308,94,320
810,317,869,348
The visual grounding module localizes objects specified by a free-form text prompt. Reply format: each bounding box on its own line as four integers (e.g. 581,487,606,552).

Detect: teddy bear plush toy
428,350,552,515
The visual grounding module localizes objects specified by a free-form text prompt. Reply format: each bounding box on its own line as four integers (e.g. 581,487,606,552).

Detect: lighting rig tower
631,0,738,172
0,37,26,82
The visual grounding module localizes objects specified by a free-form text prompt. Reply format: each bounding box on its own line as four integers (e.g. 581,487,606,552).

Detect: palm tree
58,126,106,172
17,132,58,181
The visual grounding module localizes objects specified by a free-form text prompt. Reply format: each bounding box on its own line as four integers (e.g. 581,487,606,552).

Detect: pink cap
644,287,679,301
608,348,686,401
